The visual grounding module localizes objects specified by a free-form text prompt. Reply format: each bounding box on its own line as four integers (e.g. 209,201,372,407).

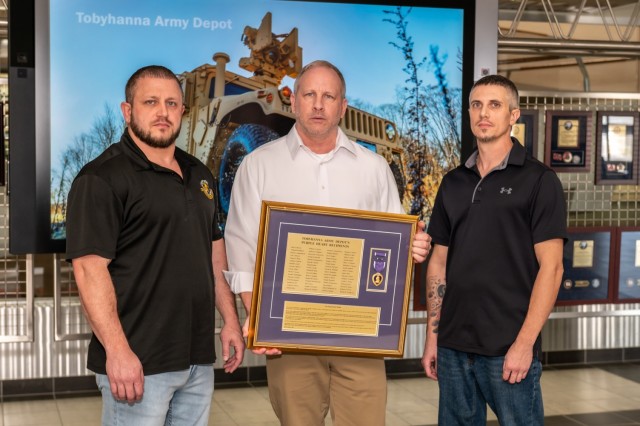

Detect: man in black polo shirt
65,65,244,426
421,74,566,425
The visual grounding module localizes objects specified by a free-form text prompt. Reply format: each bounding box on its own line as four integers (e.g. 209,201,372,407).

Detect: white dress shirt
223,125,404,294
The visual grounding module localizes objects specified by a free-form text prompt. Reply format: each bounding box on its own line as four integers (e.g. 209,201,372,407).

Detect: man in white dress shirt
224,60,430,426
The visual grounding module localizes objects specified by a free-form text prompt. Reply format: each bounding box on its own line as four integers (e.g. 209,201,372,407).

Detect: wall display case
545,111,592,173
595,111,639,185
557,227,616,305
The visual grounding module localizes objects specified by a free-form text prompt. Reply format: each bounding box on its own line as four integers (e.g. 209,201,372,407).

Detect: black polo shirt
428,138,566,357
65,131,223,375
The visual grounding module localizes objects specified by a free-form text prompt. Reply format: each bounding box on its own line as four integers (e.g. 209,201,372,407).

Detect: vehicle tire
218,123,280,214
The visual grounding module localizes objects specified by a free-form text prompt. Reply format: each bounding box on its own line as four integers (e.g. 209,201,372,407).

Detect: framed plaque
511,109,538,159
545,111,592,173
615,227,640,302
556,227,615,305
248,201,418,357
595,111,639,185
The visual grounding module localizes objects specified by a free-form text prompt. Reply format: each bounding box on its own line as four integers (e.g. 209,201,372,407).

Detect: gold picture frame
247,201,418,357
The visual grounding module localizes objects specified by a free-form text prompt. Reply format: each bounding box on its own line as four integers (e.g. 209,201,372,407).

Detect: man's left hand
411,221,431,263
503,340,534,384
219,323,245,373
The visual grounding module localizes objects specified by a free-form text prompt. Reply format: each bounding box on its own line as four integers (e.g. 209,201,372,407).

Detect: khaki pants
266,353,386,426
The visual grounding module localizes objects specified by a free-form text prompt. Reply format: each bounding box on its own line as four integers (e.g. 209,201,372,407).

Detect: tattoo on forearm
426,275,446,335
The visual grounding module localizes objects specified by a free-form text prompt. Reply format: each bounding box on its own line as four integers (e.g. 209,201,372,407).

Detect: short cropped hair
293,60,347,99
125,65,182,104
470,74,520,111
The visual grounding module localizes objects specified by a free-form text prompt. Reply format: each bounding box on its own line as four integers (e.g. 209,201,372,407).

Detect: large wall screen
9,0,475,253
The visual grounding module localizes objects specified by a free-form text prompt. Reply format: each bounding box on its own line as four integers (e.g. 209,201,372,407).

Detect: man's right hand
105,347,144,403
242,317,282,356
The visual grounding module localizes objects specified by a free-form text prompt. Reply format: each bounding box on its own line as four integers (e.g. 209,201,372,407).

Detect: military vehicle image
174,13,407,224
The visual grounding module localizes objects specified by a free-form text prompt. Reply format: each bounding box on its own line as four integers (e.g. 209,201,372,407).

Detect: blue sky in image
50,0,464,166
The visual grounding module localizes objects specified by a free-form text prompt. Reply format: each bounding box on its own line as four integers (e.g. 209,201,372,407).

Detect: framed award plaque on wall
556,227,616,306
595,111,639,185
545,111,593,173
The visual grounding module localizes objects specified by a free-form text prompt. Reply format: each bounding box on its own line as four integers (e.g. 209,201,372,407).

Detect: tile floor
1,363,640,425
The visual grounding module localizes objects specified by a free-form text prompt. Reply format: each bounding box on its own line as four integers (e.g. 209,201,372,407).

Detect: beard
129,113,181,149
476,135,498,144
475,126,511,144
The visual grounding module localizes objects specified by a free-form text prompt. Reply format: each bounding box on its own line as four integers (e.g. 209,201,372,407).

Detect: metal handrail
53,254,91,341
0,254,33,343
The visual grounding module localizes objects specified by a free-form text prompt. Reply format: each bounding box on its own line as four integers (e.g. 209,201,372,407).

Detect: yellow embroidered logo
200,180,214,200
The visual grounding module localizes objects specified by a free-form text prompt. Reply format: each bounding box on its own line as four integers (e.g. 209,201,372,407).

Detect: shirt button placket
318,161,330,204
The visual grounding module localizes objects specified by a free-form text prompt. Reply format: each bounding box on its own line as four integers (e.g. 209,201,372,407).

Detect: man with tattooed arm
421,74,566,425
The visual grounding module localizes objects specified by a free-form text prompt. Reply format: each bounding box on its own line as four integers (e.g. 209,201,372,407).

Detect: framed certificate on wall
595,111,639,185
545,111,592,173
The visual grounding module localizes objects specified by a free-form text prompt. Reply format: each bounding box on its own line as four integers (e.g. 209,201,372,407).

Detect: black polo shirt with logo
428,138,566,357
65,131,223,375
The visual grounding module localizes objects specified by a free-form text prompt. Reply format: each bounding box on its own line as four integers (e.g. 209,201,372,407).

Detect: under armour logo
500,187,513,195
